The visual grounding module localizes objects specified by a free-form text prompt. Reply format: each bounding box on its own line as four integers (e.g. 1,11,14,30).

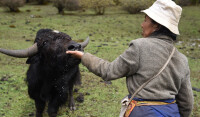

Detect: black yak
0,29,89,117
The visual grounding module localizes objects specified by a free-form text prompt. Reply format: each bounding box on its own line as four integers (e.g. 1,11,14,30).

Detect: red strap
124,100,137,117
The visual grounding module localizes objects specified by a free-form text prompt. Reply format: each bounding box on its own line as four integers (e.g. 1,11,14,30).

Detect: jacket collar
148,34,174,44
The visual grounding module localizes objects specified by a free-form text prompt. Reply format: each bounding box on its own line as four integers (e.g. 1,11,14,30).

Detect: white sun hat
141,0,182,35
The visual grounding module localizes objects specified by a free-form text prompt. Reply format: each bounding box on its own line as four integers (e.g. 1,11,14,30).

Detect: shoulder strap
128,47,176,104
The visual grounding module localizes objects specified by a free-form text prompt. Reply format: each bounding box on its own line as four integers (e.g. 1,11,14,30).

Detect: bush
175,0,191,6
113,0,121,5
65,0,80,11
122,0,155,14
36,0,50,4
53,0,67,14
80,0,114,15
190,0,200,5
25,0,36,3
53,0,80,14
175,0,199,6
0,0,25,12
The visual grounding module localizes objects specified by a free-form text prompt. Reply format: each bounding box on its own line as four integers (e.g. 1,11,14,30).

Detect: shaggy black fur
26,29,82,117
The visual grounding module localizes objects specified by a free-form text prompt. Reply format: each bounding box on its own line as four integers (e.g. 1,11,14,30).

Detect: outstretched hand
66,51,84,59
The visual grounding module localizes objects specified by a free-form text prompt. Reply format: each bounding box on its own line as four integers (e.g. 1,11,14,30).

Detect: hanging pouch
119,96,129,117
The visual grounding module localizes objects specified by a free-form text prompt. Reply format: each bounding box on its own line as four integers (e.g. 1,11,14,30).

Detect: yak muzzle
68,44,81,51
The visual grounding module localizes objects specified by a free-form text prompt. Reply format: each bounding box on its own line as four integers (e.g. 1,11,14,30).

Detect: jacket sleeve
175,65,194,117
81,41,140,81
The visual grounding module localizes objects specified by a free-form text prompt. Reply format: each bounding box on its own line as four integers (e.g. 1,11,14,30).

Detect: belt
135,100,176,106
124,100,176,117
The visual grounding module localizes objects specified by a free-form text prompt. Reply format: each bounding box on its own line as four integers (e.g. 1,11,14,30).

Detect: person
66,0,194,116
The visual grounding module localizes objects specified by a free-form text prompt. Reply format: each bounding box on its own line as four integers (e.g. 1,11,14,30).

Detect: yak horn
80,37,89,48
0,43,38,58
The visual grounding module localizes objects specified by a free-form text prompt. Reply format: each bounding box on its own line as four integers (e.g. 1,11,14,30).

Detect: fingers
66,51,84,59
66,51,76,54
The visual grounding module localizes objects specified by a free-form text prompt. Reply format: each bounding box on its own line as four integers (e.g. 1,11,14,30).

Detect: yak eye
43,41,47,45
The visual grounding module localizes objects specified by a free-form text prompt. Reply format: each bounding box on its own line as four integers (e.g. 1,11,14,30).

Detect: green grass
0,4,200,117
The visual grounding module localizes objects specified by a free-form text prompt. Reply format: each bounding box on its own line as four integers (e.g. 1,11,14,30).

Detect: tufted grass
0,4,200,117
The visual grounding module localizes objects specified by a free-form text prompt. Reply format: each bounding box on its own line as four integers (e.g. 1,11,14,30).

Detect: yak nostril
78,44,81,48
68,44,81,51
68,45,75,50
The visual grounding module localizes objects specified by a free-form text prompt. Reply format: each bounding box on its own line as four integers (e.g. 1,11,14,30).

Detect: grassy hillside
0,4,200,117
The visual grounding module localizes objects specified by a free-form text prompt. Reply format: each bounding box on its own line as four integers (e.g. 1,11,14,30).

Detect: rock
1,74,11,81
74,88,79,93
76,93,84,103
29,112,34,117
85,92,90,95
9,25,16,28
192,87,200,92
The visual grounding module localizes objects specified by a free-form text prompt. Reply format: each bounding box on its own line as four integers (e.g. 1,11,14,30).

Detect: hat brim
141,9,180,35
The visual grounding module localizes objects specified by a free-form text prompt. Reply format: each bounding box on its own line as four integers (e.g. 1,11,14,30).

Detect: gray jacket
81,35,194,117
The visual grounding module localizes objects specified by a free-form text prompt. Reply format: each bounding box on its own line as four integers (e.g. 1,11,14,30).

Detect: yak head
0,29,89,68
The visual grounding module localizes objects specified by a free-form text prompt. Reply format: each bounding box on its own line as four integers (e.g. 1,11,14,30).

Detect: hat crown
152,0,182,24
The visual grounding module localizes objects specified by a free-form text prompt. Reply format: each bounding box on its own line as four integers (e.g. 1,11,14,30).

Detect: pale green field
0,4,200,117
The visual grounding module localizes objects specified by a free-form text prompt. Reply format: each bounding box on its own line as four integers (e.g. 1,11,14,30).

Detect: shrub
53,0,67,14
80,0,114,15
36,0,49,4
53,0,80,14
0,0,25,12
175,0,199,6
113,0,121,5
25,0,36,3
122,0,155,14
175,0,191,6
65,0,80,11
190,0,200,5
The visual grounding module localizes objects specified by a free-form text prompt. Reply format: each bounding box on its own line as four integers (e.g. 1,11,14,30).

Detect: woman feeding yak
67,0,194,116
